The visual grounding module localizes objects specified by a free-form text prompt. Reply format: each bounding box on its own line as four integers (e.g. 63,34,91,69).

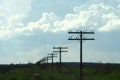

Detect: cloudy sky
0,0,120,64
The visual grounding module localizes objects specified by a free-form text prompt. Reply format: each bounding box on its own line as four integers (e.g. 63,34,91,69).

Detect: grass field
0,63,119,80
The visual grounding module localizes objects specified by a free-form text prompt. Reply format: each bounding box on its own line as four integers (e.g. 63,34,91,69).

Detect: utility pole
37,58,46,64
68,30,95,80
53,47,68,73
48,53,57,72
44,56,51,70
38,58,46,70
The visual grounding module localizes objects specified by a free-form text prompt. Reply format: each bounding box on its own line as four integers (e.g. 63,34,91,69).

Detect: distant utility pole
53,47,68,73
44,56,51,70
48,53,57,72
68,30,95,80
37,58,46,70
38,58,46,64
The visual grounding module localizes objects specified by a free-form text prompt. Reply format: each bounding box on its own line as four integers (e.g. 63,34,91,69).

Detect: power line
68,30,95,80
53,46,68,73
48,53,57,72
45,56,52,70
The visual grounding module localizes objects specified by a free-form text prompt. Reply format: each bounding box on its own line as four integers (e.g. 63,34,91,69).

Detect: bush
34,76,43,80
10,78,17,80
48,76,56,80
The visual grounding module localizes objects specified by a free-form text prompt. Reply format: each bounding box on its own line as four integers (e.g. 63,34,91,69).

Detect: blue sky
0,0,120,64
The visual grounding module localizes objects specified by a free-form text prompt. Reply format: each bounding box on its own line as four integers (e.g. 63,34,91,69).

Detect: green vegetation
0,63,119,80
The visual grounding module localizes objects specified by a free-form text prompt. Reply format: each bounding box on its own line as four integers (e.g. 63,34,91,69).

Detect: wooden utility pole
53,47,68,73
68,30,95,80
48,53,57,72
44,56,51,70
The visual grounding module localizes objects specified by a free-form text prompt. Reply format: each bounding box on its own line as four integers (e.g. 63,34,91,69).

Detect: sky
0,0,120,64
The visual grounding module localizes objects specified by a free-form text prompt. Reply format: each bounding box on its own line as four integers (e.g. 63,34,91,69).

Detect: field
0,63,119,80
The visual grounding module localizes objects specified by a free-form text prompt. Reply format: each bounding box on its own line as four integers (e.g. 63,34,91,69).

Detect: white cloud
98,19,120,32
17,6,99,33
0,0,33,39
7,13,26,27
0,1,120,39
0,0,33,15
102,13,118,19
21,2,119,33
88,3,111,11
0,28,13,39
